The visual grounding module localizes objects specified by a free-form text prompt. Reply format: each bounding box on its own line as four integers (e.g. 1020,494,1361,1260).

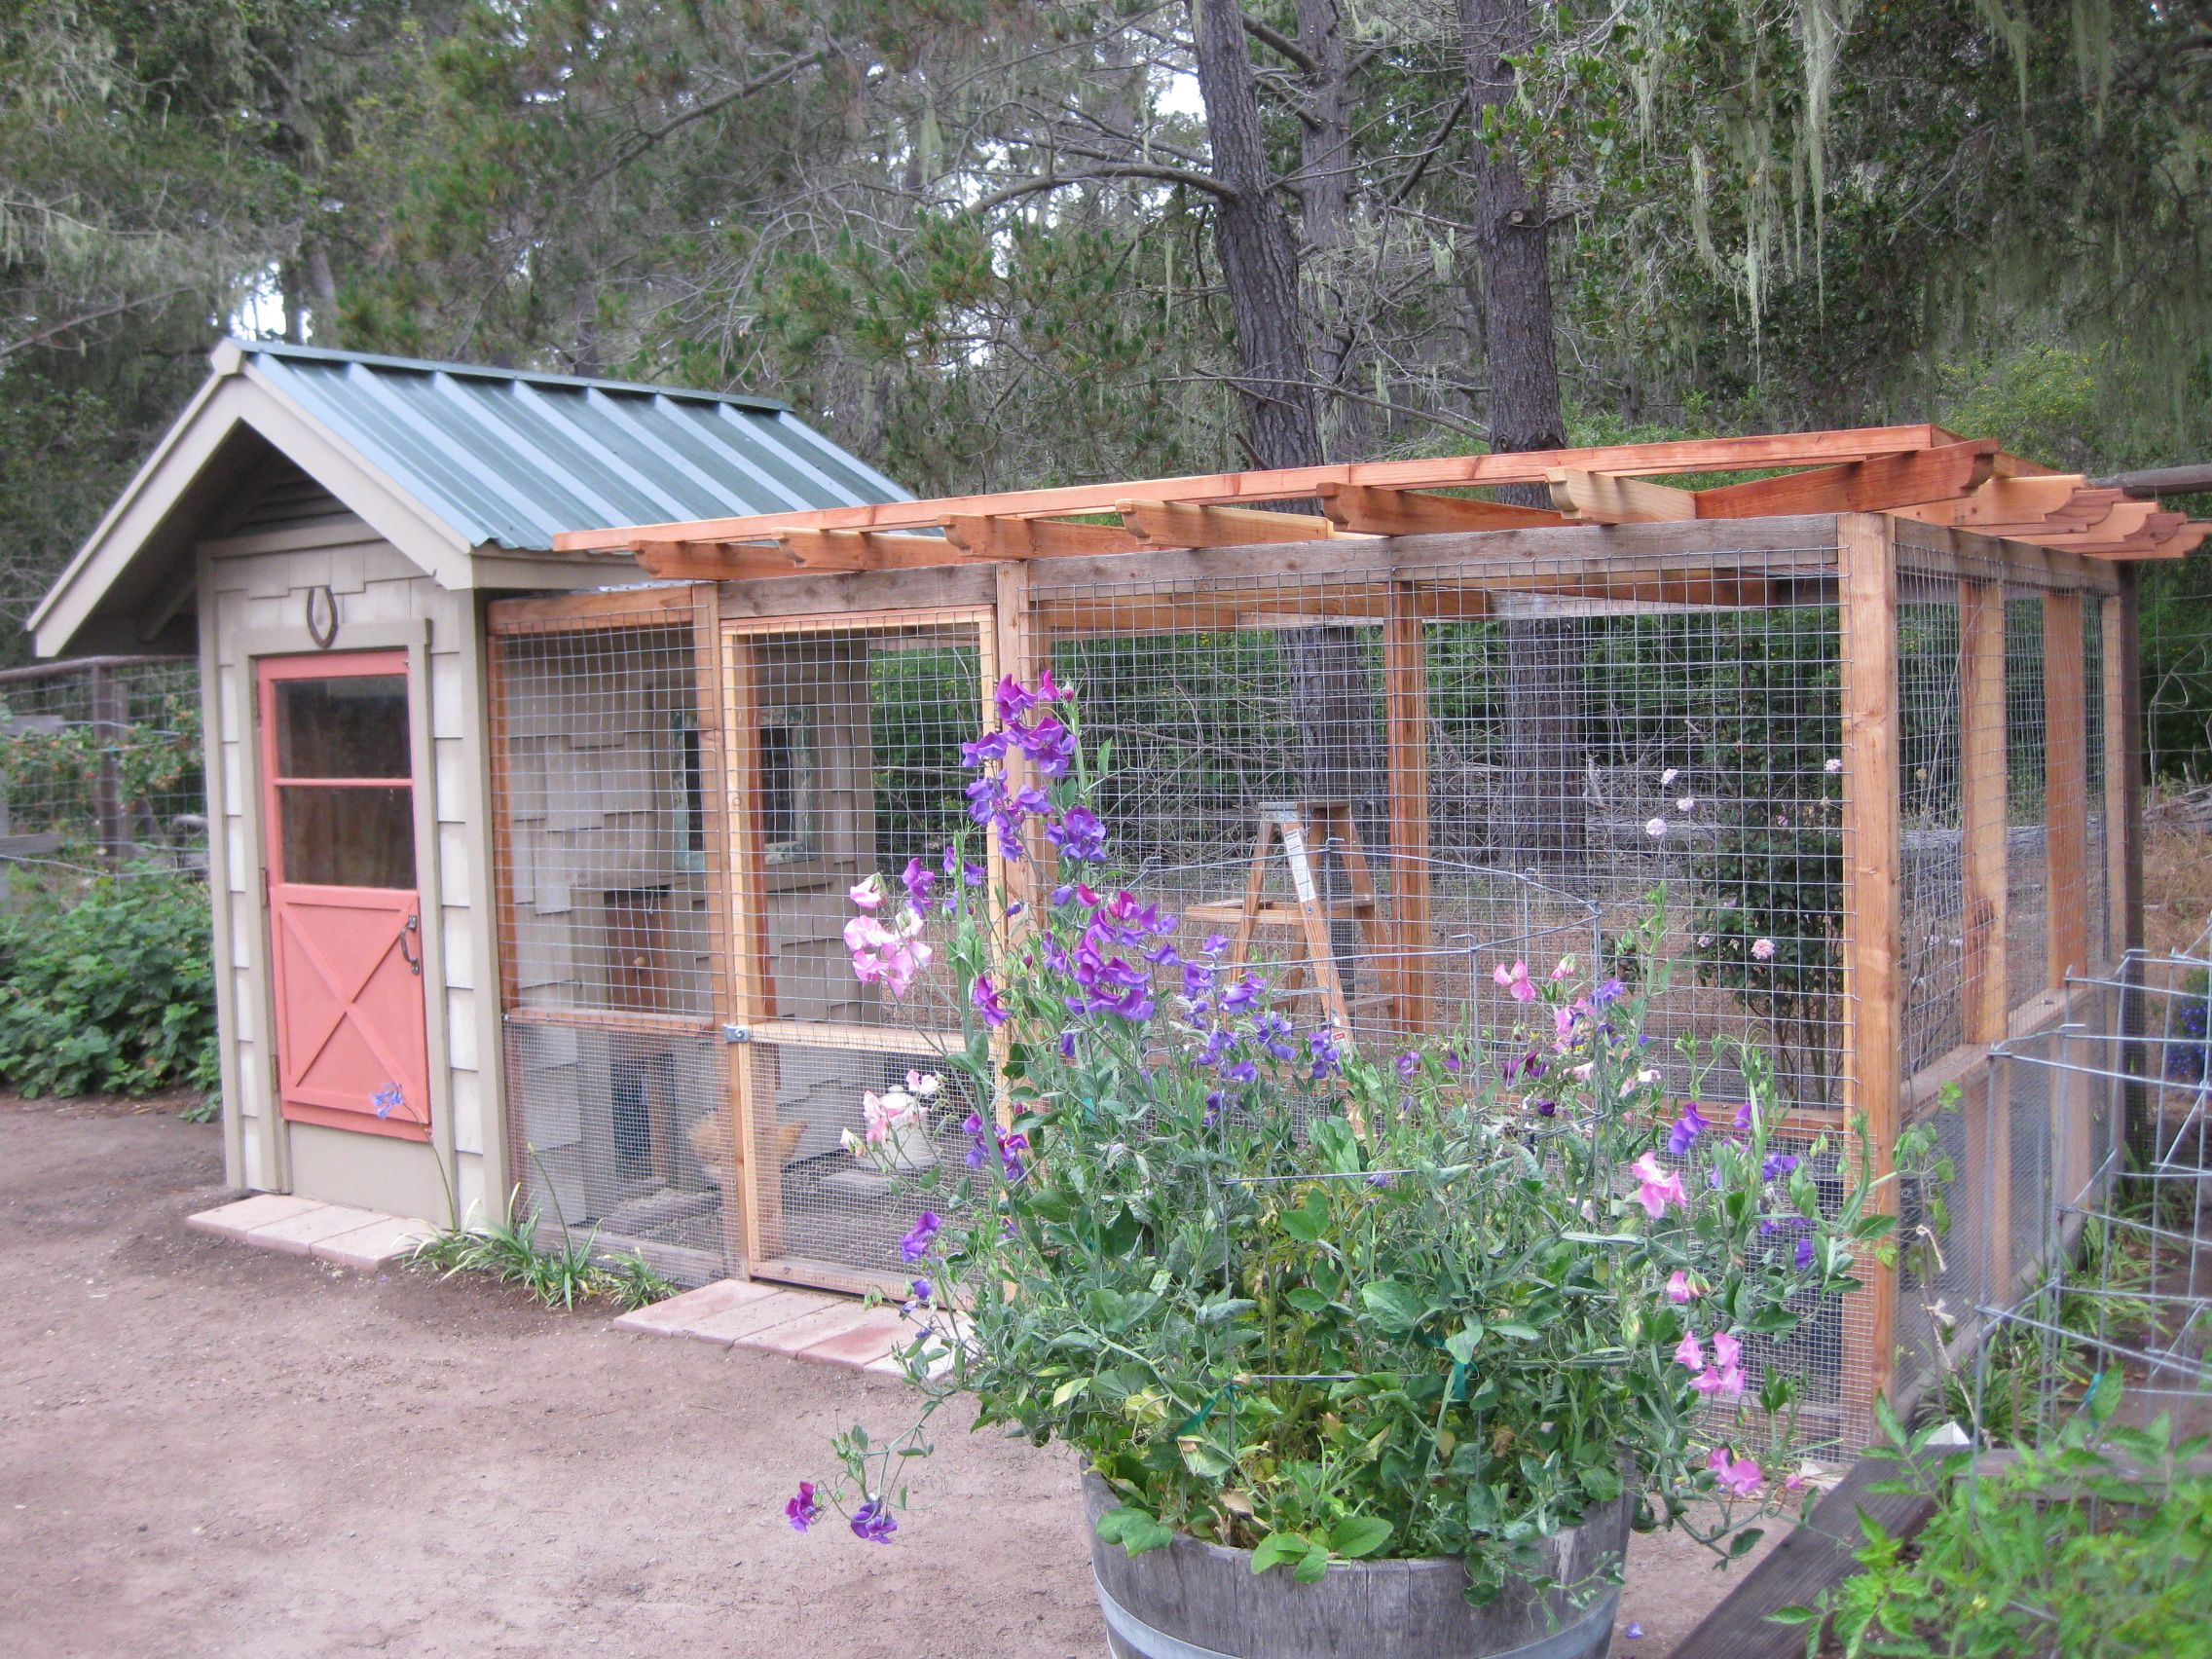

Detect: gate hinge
720,1024,751,1045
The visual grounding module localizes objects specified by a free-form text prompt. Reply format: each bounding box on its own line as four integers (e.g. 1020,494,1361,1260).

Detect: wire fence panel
0,656,204,883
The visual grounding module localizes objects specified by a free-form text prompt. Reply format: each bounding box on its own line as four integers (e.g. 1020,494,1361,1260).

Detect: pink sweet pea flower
849,874,886,911
1711,1330,1742,1371
1667,1270,1701,1304
1632,1152,1688,1218
1673,1331,1704,1371
1751,937,1776,961
1691,1364,1745,1399
1493,960,1537,1003
1707,1448,1763,1497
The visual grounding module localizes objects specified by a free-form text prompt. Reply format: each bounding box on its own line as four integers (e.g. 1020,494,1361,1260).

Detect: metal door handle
399,912,423,975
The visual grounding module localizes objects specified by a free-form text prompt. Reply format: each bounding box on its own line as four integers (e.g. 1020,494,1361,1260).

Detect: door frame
719,605,999,1286
230,620,453,1198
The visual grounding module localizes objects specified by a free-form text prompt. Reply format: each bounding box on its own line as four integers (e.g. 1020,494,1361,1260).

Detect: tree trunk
1294,0,1365,458
1457,0,1581,870
1190,0,1323,471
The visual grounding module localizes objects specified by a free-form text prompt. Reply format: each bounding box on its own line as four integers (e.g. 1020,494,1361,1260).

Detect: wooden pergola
520,424,2197,1417
555,424,2209,573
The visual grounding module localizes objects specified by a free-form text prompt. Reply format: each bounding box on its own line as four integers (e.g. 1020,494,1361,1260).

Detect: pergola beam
558,424,1966,551
1315,482,1565,535
1118,499,1360,547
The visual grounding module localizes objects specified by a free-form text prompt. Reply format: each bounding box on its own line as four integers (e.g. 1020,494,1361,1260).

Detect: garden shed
26,338,907,1230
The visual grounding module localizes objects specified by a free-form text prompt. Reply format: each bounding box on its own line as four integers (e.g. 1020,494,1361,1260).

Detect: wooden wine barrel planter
1082,1474,1633,1659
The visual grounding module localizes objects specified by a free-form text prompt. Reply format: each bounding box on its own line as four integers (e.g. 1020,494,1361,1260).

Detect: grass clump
408,1198,676,1313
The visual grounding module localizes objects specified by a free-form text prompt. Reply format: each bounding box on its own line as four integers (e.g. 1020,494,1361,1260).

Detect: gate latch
720,1024,751,1045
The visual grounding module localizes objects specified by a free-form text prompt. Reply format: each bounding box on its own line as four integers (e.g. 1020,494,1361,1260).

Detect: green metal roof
237,340,909,550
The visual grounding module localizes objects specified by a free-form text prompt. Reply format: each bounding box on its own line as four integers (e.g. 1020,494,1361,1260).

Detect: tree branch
1240,13,1318,73
968,162,1236,215
581,52,825,190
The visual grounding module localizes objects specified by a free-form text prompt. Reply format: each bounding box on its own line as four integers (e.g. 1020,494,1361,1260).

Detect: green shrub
0,871,218,1101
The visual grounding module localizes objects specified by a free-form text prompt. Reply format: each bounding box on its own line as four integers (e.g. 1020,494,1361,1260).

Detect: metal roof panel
237,340,905,549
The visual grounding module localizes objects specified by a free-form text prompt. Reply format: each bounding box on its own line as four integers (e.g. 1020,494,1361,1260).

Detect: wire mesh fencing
0,655,204,885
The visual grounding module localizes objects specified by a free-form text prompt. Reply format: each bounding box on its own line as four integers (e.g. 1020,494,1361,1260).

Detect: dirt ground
0,1098,1770,1658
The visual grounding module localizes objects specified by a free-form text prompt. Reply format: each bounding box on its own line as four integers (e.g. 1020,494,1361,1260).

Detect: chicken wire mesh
1948,954,2212,1467
0,655,204,883
481,527,2132,1384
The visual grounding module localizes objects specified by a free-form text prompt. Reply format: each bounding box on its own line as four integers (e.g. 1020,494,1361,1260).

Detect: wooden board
1837,513,1902,1419
1316,482,1564,535
1959,577,2010,1298
556,428,1961,550
1690,441,1995,519
1384,584,1432,1033
486,582,702,633
1673,1453,1941,1659
2045,592,2089,984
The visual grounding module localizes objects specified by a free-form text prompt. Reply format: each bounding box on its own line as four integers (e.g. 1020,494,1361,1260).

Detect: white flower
1697,934,1712,947
1751,938,1776,961
1645,817,1668,837
904,1069,941,1097
1825,757,1843,774
1660,767,1679,786
1677,796,1695,812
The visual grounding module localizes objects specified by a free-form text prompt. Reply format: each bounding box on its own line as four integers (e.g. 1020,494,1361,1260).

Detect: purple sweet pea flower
900,1211,940,1263
1795,1235,1816,1270
1668,1102,1711,1158
1046,805,1108,862
1762,1151,1800,1182
851,1497,898,1543
1014,716,1078,778
1059,1029,1078,1060
972,974,1008,1027
1309,1030,1342,1081
902,856,936,907
787,1481,822,1531
1394,1051,1419,1080
1734,1101,1756,1132
906,1277,934,1308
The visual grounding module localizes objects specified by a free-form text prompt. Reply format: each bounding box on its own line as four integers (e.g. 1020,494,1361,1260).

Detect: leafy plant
789,679,1929,1601
0,870,218,1103
1785,1384,2212,1656
405,1196,675,1314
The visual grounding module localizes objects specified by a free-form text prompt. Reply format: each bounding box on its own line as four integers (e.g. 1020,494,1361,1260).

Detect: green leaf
1283,1286,1330,1313
1360,1279,1429,1334
1443,1319,1484,1364
1328,1516,1393,1559
1292,1545,1331,1583
1178,1437,1235,1479
1096,1505,1174,1556
1249,1530,1310,1574
1050,1375,1089,1408
1280,1194,1331,1242
1767,1605,1823,1625
1492,1321,1540,1342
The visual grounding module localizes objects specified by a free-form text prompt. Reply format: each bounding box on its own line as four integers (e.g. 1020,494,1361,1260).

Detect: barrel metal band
1090,1569,1620,1659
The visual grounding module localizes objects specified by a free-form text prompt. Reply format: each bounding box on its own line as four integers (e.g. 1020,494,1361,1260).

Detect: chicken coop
32,348,2197,1448
500,426,2197,1447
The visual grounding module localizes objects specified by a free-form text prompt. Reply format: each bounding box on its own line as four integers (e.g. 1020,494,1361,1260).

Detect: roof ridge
223,337,789,413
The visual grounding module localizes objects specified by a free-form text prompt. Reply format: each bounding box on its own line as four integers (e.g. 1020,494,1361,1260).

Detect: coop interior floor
0,1095,1774,1658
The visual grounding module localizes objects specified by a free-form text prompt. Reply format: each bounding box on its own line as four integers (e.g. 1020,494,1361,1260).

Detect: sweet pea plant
789,674,1929,1604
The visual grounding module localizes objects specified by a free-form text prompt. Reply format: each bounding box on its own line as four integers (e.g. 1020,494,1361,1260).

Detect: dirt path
0,1099,1762,1657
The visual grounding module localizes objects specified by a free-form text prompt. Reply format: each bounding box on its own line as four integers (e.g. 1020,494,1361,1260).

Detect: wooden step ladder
1184,801,1382,1034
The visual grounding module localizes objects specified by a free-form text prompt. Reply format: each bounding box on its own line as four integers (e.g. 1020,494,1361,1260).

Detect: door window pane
277,785,416,888
276,676,411,780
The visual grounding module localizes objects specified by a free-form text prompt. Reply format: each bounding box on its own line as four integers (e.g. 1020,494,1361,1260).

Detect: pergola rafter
555,424,2211,578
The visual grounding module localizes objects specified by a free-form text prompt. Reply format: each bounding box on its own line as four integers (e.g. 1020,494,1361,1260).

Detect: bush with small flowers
788,677,1936,1604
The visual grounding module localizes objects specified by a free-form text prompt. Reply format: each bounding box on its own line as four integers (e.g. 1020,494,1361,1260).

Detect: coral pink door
258,653,430,1141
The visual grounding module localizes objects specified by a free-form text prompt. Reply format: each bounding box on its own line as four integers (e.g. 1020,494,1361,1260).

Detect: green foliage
799,692,1936,1599
1789,1389,2212,1657
406,1201,677,1313
0,871,217,1101
0,687,203,849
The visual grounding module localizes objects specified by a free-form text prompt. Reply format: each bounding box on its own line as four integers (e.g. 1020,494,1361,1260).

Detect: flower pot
1081,1473,1632,1659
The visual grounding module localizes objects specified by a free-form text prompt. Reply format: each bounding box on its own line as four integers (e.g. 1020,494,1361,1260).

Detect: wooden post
1959,576,2011,1302
2105,578,2143,955
721,627,781,1266
2044,592,2089,986
89,664,126,866
2044,589,2092,1221
691,583,754,1277
1383,582,1432,1033
1837,514,1901,1422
